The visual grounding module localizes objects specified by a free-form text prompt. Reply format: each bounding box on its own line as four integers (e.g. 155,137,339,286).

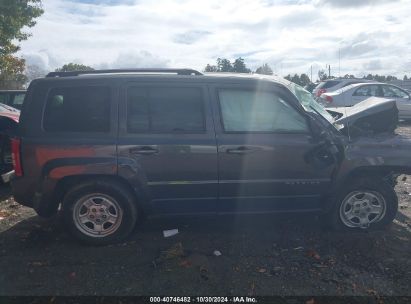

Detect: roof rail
46,68,203,78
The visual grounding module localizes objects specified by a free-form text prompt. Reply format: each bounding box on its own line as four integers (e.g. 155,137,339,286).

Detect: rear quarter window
43,86,110,133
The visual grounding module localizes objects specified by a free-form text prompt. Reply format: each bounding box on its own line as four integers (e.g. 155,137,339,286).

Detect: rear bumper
11,176,58,217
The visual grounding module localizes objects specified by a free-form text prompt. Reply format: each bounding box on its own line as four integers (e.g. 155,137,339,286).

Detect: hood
326,97,398,137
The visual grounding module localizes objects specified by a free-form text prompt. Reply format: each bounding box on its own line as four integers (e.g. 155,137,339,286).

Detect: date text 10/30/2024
149,297,257,303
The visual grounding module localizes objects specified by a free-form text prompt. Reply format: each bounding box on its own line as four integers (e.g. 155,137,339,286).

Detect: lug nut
102,215,107,219
100,208,104,212
91,208,96,212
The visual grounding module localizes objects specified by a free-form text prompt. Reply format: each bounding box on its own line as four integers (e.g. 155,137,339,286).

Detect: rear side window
43,86,110,133
12,93,25,108
127,87,205,133
353,85,380,97
218,89,308,133
317,80,340,89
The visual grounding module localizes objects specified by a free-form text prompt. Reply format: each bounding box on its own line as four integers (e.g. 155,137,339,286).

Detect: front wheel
329,177,398,231
62,180,138,245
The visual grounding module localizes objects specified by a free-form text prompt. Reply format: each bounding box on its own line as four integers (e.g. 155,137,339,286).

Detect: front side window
382,85,409,98
43,86,110,133
218,89,308,133
127,87,205,133
353,85,380,97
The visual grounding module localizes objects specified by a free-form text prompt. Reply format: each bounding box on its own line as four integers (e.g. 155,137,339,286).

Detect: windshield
287,82,335,124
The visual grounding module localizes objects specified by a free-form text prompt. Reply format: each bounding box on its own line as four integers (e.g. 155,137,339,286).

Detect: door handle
226,146,257,154
129,146,158,155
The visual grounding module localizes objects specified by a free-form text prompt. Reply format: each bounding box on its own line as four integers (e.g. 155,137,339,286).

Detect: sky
19,0,411,80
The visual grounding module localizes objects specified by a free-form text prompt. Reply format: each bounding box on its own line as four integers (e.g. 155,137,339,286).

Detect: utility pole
310,65,313,83
339,48,341,77
328,64,331,78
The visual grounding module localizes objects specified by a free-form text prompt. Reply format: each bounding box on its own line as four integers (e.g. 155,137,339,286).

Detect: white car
312,78,374,98
319,82,411,120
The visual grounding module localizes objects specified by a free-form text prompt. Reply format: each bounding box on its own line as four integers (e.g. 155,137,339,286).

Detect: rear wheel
62,180,138,245
329,177,398,231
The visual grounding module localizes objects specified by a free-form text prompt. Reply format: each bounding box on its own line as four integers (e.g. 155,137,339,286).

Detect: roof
37,68,293,87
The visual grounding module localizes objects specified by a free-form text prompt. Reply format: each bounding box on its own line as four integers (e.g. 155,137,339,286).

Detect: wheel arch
52,174,150,215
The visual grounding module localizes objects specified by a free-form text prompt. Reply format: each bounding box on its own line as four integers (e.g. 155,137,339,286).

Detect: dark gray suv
10,68,411,245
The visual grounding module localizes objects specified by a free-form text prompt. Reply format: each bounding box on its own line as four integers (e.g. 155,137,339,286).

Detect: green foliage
317,69,328,81
55,63,95,72
204,64,218,72
232,58,251,73
343,74,355,79
255,63,273,75
0,0,43,89
284,73,312,87
204,57,251,73
362,74,398,82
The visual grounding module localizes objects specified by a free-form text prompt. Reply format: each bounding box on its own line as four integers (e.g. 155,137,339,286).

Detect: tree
343,74,355,79
232,57,250,73
300,73,311,86
204,57,251,73
204,64,218,72
25,64,47,83
55,63,94,72
404,75,408,81
318,69,327,81
217,58,233,72
0,0,44,89
255,63,273,75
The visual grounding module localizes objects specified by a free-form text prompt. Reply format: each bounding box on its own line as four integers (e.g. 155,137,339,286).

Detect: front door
210,83,336,213
118,82,218,215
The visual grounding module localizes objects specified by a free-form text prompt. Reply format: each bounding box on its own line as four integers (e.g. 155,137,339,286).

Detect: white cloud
18,0,411,79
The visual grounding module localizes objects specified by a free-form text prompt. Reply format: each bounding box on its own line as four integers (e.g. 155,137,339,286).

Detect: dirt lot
0,126,410,297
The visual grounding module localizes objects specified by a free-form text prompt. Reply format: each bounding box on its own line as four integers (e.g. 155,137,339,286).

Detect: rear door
381,85,411,118
118,82,218,215
210,83,335,214
351,84,381,106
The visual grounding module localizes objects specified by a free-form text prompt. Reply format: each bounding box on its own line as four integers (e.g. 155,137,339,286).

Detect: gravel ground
0,126,410,297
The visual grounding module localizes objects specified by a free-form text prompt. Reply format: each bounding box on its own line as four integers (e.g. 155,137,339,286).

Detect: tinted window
12,93,25,108
218,89,308,133
382,85,409,98
127,87,205,133
353,85,380,97
317,80,340,89
0,93,10,104
43,86,110,133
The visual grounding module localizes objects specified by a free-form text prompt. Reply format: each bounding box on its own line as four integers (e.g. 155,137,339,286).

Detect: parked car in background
313,79,374,98
0,103,19,181
304,82,318,94
0,90,26,110
10,69,411,245
319,83,411,120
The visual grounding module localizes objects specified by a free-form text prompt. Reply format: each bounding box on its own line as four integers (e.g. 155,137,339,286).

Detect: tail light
11,138,23,177
324,95,333,103
316,88,326,97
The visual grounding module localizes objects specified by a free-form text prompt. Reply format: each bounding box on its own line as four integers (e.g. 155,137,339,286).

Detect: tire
62,180,138,245
328,176,398,231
